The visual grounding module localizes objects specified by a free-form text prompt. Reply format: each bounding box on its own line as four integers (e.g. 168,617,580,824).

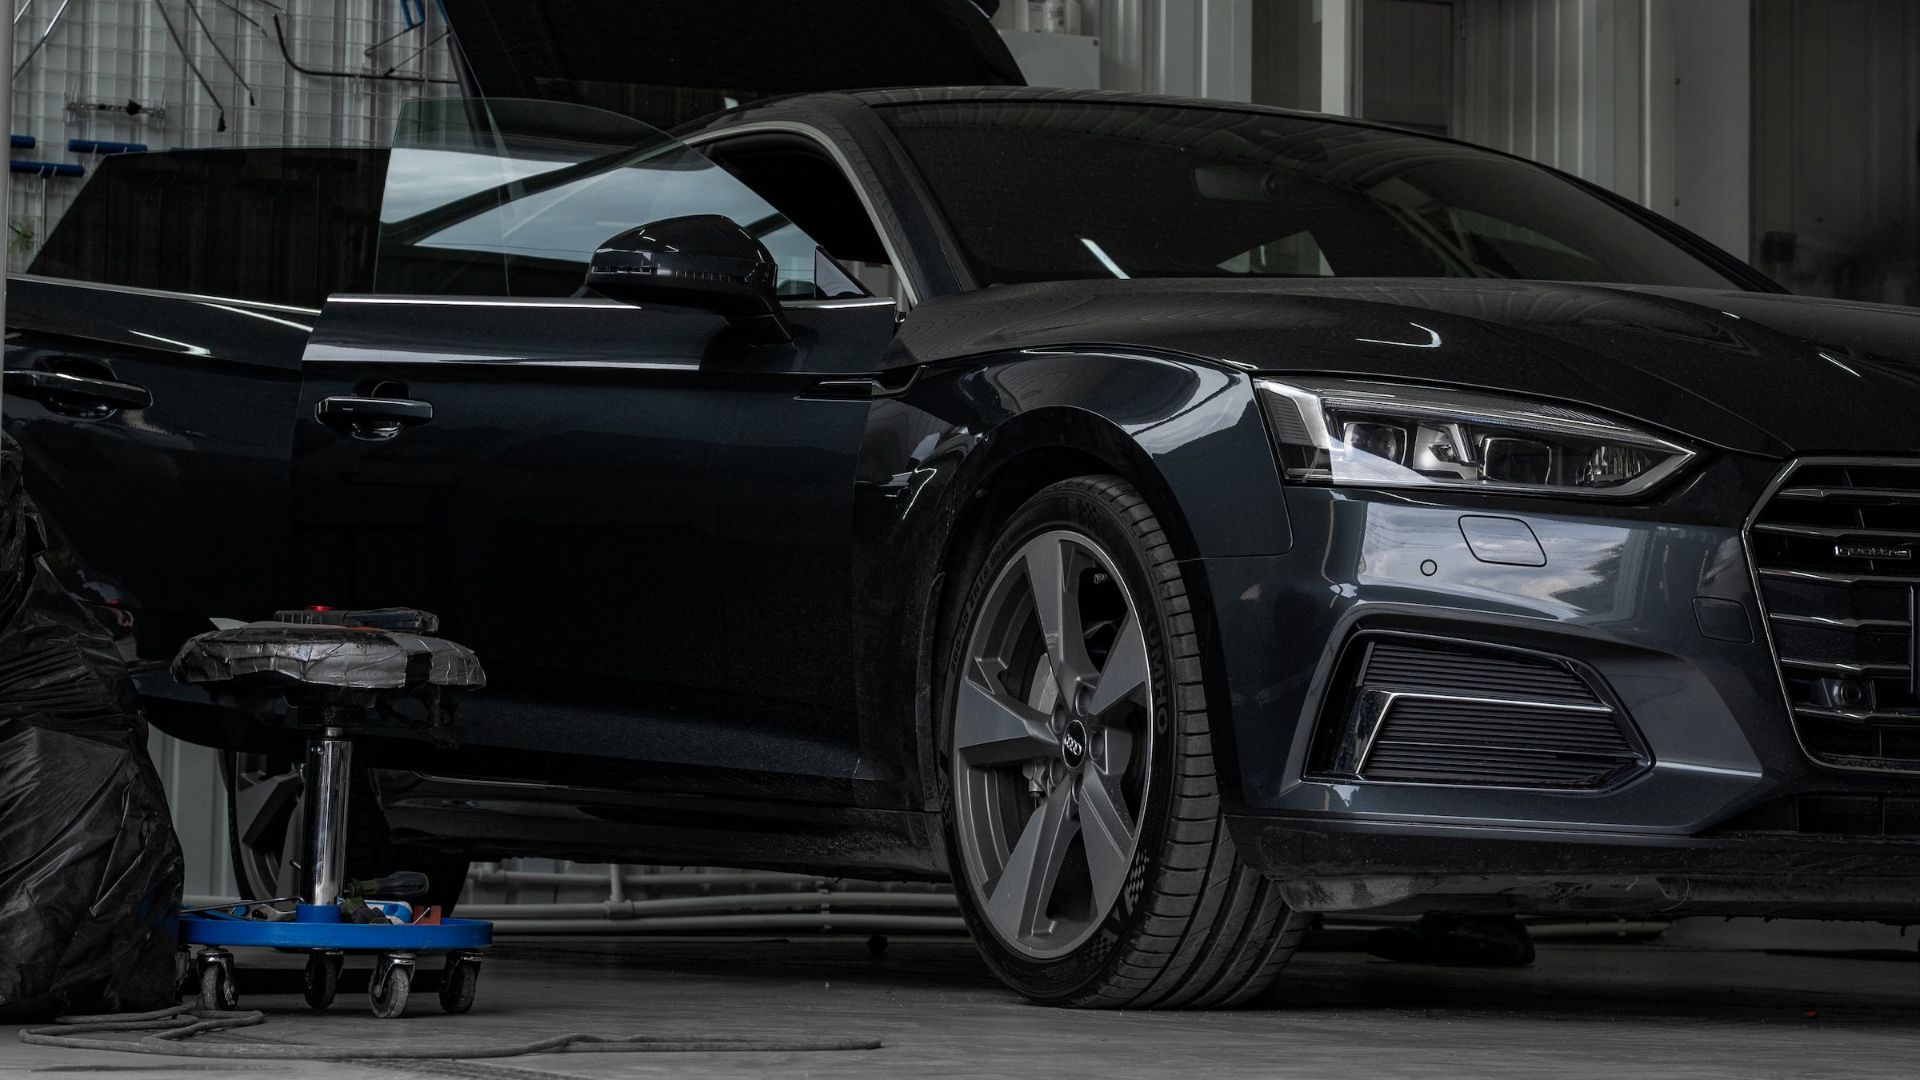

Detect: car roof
688,85,1444,144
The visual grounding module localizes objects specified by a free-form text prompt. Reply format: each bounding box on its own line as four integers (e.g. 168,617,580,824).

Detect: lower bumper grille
1747,459,1920,772
1716,793,1920,839
1310,635,1647,789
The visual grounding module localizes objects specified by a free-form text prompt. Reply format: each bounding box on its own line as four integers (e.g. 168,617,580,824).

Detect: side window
374,98,851,300
29,147,386,308
698,134,901,301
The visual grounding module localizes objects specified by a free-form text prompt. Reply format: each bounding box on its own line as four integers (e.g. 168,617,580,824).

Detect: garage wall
8,0,454,270
1000,0,1254,100
148,730,233,895
1752,0,1920,304
1454,0,1674,212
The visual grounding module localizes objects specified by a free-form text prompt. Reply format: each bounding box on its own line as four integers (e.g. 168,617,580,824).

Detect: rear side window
28,147,388,309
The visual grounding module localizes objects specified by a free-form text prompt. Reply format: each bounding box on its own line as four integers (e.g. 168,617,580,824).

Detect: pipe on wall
459,892,961,922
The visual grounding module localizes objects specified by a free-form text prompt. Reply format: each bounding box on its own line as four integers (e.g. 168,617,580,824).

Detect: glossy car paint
3,277,310,649
291,295,897,801
9,88,1920,912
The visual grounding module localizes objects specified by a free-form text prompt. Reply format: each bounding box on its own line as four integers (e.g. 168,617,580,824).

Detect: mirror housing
586,215,791,344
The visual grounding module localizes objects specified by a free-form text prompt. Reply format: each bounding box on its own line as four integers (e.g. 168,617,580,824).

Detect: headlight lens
1257,378,1696,498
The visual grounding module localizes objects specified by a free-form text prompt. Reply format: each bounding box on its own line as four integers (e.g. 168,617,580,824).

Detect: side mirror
586,215,792,344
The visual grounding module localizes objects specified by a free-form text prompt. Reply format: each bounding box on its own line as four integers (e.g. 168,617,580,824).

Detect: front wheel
939,475,1304,1008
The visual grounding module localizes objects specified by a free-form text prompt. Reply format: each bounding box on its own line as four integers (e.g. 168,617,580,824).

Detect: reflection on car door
4,278,310,661
290,99,892,802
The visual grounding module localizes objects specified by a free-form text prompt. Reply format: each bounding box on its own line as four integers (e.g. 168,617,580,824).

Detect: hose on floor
19,1005,882,1058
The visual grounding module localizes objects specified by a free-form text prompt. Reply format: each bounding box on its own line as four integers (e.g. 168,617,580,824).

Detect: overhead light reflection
203,303,315,334
1356,322,1442,349
1078,237,1130,279
1819,351,1862,377
130,331,211,357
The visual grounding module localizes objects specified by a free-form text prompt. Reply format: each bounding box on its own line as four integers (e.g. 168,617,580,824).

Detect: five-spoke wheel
952,528,1154,960
940,476,1304,1008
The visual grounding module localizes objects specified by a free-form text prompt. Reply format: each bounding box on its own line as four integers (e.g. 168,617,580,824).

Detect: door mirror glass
375,98,862,302
587,215,791,344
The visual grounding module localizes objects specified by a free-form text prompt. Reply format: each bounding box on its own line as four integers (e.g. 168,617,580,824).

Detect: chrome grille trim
1752,522,1920,542
1746,457,1920,774
1777,486,1920,506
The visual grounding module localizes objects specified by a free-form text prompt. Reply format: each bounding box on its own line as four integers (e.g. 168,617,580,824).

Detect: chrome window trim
684,121,922,309
308,294,899,369
8,272,323,316
326,295,898,311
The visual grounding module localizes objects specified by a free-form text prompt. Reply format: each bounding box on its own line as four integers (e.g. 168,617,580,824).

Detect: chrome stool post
300,719,355,909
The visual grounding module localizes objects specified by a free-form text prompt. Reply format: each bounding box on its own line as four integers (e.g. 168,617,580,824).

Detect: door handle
315,396,433,441
3,368,153,415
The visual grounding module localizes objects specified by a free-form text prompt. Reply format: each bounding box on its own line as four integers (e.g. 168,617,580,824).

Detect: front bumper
1225,812,1920,919
1194,453,1920,916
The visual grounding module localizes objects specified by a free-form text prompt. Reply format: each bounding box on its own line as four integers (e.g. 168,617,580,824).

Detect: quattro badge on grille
1834,542,1914,561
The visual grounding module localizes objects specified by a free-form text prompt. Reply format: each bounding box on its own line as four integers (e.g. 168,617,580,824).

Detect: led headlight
1257,379,1695,498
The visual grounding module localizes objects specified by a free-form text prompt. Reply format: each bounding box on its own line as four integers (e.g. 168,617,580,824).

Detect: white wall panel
8,0,454,269
148,725,232,896
1455,0,1673,212
1003,0,1254,100
1670,0,1748,256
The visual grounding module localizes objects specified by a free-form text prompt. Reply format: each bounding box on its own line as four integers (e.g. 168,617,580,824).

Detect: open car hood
440,0,1023,126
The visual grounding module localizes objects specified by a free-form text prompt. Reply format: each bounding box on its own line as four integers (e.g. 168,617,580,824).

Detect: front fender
849,347,1291,811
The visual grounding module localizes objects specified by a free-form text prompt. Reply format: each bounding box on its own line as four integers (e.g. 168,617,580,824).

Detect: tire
938,475,1304,1009
222,752,469,912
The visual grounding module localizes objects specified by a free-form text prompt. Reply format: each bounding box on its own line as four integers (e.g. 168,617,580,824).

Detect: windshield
879,100,1743,290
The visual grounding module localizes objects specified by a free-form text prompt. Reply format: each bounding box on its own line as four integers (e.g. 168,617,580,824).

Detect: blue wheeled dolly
171,608,492,1018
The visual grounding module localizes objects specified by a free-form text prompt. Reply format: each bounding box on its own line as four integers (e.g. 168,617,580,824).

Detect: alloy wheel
951,528,1155,960
225,753,303,899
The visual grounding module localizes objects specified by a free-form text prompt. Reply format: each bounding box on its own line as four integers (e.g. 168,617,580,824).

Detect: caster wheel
197,957,238,1012
369,955,414,1019
304,952,343,1010
438,952,482,1015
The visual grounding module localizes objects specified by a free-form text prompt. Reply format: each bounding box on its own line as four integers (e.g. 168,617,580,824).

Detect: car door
3,146,387,669
4,281,306,662
290,98,895,800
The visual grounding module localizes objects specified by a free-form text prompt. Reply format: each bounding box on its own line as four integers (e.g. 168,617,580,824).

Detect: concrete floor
6,935,1920,1078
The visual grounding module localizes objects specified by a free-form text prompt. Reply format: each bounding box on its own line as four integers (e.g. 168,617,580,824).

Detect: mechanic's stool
170,607,490,1018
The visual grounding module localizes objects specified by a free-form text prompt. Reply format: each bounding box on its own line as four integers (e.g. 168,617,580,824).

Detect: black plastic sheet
0,436,184,1022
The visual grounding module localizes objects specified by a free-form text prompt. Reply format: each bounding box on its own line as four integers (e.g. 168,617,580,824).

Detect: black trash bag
0,436,184,1022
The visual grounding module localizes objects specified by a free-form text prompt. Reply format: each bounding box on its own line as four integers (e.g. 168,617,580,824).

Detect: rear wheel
939,475,1303,1008
222,753,469,912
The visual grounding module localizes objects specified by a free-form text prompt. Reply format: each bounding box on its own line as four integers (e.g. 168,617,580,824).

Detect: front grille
1311,637,1648,789
1747,460,1920,772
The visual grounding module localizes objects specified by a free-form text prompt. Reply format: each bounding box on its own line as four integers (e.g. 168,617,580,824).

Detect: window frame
684,122,921,310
